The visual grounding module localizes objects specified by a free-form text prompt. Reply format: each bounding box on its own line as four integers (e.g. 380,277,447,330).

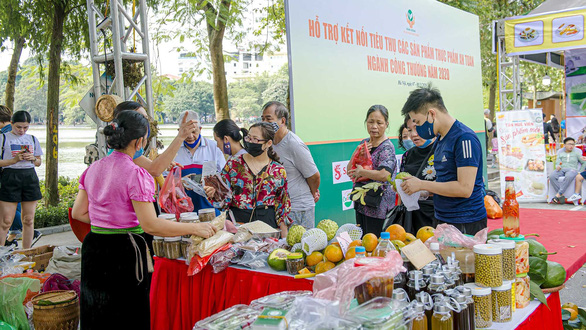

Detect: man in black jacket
543,113,556,144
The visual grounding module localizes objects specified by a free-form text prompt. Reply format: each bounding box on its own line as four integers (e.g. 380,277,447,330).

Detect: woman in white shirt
0,111,43,249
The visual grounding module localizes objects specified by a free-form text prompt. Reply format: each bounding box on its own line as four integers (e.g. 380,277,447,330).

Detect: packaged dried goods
152,236,164,258
164,236,182,260
488,239,516,281
515,274,530,309
472,286,492,328
491,281,512,323
193,304,260,329
474,244,503,287
198,208,216,222
285,253,305,275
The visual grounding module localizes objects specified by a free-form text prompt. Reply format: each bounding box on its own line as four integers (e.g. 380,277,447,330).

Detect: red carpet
488,208,586,279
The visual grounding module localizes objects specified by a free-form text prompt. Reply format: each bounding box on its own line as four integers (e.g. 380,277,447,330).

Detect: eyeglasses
244,135,267,144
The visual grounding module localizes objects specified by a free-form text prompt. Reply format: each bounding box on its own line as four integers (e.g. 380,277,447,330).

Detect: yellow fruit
404,233,417,244
306,251,324,267
386,224,407,241
362,233,379,252
562,302,579,313
416,226,435,243
298,267,311,275
349,240,362,248
563,308,578,321
345,247,357,260
324,244,343,263
392,240,406,251
315,261,335,274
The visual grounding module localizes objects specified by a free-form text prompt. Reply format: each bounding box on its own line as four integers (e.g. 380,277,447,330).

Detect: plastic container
164,236,182,259
249,291,312,310
431,303,453,330
285,253,305,275
515,274,530,309
152,236,164,257
373,232,397,257
473,244,503,288
458,286,476,330
500,235,529,275
354,258,394,305
181,238,191,259
179,213,199,238
193,304,260,329
355,246,366,258
440,246,475,283
158,213,176,221
198,208,216,222
487,239,516,281
346,297,411,329
471,286,492,328
491,281,512,323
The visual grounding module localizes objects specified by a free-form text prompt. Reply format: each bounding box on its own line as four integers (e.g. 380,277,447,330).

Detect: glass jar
415,292,434,330
427,274,447,295
411,302,428,330
286,253,305,275
515,274,530,309
158,213,176,221
458,286,476,330
354,258,394,304
473,244,503,288
406,270,427,301
179,213,200,238
153,236,164,257
431,303,453,330
164,236,182,259
503,176,520,237
440,246,475,283
422,264,435,285
515,239,529,275
488,239,516,281
472,286,492,328
181,238,191,259
198,208,216,222
491,281,512,323
392,288,409,303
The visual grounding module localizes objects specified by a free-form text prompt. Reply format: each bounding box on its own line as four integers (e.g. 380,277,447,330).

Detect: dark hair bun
105,110,148,150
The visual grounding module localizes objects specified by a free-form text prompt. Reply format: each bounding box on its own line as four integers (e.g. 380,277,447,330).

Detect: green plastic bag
0,277,40,330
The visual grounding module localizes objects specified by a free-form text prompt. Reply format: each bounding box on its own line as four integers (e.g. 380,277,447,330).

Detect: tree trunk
5,36,25,112
208,26,230,121
488,83,496,121
45,2,66,207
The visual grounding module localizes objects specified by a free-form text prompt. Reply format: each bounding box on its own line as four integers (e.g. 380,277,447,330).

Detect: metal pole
110,0,125,98
139,0,154,118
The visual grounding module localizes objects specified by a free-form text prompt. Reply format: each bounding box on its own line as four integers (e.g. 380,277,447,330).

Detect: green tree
162,80,214,121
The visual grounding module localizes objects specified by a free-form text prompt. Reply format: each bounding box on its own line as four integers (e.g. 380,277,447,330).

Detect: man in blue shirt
400,86,487,235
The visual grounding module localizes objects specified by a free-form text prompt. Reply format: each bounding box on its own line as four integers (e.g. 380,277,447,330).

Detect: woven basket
32,290,79,330
95,94,123,122
542,283,565,293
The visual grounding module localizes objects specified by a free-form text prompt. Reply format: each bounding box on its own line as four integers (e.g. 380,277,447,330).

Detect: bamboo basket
542,283,565,293
95,94,123,122
32,290,79,330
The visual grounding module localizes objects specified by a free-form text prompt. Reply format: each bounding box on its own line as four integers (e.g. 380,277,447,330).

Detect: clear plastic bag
181,175,207,198
202,161,232,207
209,246,238,274
313,252,406,314
187,244,232,276
426,224,488,249
249,291,312,310
190,213,226,249
159,167,194,218
287,296,360,330
234,251,269,269
194,230,233,258
193,304,260,330
0,277,40,330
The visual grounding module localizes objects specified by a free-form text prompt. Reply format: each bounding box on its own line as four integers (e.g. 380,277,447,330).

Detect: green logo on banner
406,9,415,29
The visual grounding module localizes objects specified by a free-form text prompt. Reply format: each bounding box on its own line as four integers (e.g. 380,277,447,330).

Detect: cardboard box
12,245,55,272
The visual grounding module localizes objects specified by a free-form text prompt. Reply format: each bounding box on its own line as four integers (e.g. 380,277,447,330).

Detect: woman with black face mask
204,122,291,237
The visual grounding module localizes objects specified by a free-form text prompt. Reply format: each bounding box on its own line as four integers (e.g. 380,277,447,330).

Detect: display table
150,257,312,330
150,257,563,330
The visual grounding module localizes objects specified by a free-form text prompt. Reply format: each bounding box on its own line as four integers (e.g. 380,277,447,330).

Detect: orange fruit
563,308,578,321
306,251,324,267
404,233,417,244
315,261,335,274
349,240,362,248
345,247,357,260
324,244,343,263
562,303,579,313
416,226,435,243
362,233,379,252
386,224,407,241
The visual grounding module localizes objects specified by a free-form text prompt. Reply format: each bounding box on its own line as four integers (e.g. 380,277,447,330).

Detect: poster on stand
496,110,547,202
565,49,586,144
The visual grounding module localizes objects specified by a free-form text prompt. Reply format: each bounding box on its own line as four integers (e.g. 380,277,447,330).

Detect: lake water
27,124,214,181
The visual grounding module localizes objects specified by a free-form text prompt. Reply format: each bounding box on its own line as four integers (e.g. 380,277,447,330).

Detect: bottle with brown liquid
453,294,470,330
407,270,427,301
428,274,448,295
416,292,434,330
431,303,453,330
412,301,428,330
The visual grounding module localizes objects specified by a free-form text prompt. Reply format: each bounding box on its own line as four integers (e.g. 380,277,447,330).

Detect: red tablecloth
150,257,563,330
150,257,312,330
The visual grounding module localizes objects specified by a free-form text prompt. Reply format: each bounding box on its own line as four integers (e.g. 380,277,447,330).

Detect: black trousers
355,211,385,236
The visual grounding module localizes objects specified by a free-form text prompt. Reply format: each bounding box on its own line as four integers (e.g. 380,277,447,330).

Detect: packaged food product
515,240,529,274
285,253,305,275
249,291,312,310
515,274,530,309
473,244,503,288
181,238,191,259
491,281,512,323
432,303,453,330
488,239,516,281
158,213,176,221
345,296,410,328
503,177,520,237
193,304,260,329
472,286,492,328
354,276,394,305
439,245,475,283
164,236,182,259
179,213,199,238
198,208,216,222
194,230,234,258
152,236,164,258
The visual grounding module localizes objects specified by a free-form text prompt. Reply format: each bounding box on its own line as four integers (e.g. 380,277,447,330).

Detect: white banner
332,160,351,184
496,110,547,202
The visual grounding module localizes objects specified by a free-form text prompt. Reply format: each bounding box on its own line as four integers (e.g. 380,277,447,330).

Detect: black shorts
433,217,487,236
0,168,42,202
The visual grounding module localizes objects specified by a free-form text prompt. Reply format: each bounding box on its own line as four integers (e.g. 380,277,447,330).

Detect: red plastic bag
158,167,194,219
348,141,373,183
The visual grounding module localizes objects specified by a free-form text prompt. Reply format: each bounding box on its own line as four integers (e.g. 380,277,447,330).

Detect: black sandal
552,197,560,204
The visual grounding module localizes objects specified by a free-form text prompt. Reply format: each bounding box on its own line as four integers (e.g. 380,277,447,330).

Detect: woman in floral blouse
398,117,437,234
205,122,291,237
348,105,397,235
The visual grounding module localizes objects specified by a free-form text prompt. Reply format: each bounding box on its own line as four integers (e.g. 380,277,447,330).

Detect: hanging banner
496,110,547,202
565,49,586,143
504,7,586,56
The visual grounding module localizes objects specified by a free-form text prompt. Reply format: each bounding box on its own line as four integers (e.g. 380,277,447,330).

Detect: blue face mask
417,139,433,149
184,134,202,149
133,147,144,160
415,112,436,140
403,139,415,150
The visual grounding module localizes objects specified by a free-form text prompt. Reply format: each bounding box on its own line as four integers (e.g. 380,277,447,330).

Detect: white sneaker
568,193,582,202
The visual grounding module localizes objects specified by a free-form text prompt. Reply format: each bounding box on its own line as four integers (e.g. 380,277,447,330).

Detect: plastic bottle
355,246,366,258
431,303,453,330
503,177,520,237
430,242,446,265
412,302,428,330
407,270,427,301
373,232,397,257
